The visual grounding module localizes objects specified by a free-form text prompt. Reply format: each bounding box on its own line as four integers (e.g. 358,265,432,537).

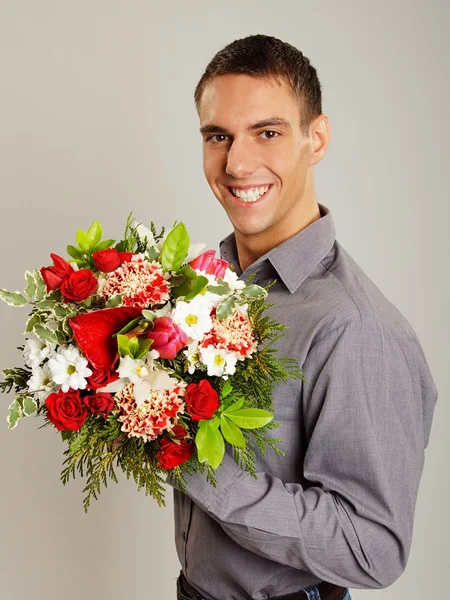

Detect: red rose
171,425,188,439
156,438,195,469
45,389,88,431
40,253,74,291
86,367,119,390
60,269,98,302
92,249,133,273
185,380,219,421
83,392,115,418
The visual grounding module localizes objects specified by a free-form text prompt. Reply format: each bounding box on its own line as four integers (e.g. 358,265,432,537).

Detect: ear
309,115,331,166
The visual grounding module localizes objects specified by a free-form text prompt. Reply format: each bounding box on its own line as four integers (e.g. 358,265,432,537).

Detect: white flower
172,296,213,341
185,242,206,263
48,345,92,393
222,268,246,291
194,272,225,308
183,341,201,374
23,334,56,369
27,362,55,402
117,355,151,385
199,345,237,378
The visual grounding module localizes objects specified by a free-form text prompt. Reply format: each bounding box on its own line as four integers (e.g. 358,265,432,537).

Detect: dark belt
176,570,348,600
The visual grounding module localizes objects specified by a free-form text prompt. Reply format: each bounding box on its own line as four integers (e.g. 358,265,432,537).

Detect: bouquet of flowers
0,215,305,511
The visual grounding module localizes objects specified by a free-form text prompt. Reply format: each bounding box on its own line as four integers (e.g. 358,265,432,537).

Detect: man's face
199,73,315,240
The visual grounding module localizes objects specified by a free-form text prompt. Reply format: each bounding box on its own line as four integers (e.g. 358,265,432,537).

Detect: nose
225,139,258,179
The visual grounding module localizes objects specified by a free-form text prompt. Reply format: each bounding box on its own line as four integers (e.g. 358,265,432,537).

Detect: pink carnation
99,255,170,309
199,308,258,359
115,381,186,442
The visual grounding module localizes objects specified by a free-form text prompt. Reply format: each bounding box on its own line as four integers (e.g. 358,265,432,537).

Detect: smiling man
167,35,438,600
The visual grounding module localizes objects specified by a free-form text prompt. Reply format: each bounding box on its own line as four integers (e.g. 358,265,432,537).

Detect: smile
226,185,272,203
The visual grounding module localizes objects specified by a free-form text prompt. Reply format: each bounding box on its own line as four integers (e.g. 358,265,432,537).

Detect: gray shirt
168,203,438,600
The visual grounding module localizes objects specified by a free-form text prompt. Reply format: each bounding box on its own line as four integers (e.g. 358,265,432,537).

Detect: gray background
0,1,448,598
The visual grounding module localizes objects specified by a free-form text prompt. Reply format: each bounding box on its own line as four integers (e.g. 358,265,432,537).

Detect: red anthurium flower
69,306,142,371
40,253,74,291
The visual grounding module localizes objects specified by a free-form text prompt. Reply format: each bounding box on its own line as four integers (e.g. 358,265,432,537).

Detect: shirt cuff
166,452,244,513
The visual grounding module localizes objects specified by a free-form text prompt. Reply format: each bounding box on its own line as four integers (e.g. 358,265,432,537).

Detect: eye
205,134,230,143
259,130,279,140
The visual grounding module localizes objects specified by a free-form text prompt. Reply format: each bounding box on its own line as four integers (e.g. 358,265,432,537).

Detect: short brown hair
194,34,323,135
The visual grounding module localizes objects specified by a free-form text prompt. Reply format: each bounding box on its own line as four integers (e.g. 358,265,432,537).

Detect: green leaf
7,399,23,429
105,294,123,307
24,270,37,299
66,245,84,259
34,270,47,302
172,265,198,298
159,222,190,272
76,229,92,252
223,398,245,413
22,396,38,417
25,312,40,333
195,420,225,469
113,316,144,337
128,336,139,357
146,247,159,262
216,296,235,320
36,300,55,310
141,310,157,323
93,239,115,251
220,415,246,448
241,284,268,299
226,408,273,429
0,288,27,307
87,221,102,245
221,380,233,398
34,324,58,344
54,305,69,317
184,275,208,302
117,334,132,358
135,338,153,360
206,283,230,295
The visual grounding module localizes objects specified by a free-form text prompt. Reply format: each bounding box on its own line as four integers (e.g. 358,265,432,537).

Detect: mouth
225,184,273,205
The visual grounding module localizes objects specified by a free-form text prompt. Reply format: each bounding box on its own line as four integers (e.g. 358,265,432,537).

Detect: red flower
86,367,119,390
83,392,115,418
156,437,195,469
40,253,74,291
45,389,88,431
147,317,188,359
171,425,188,439
61,269,98,302
69,306,142,371
92,249,133,273
185,380,219,421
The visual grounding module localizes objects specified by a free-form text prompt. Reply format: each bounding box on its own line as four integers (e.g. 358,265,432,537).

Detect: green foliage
60,414,167,512
159,223,190,272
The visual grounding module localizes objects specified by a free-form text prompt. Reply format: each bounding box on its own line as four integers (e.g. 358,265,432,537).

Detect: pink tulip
189,250,229,279
189,250,216,272
147,317,188,359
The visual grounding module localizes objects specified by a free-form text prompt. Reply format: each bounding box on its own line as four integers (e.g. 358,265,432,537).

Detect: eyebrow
199,117,292,136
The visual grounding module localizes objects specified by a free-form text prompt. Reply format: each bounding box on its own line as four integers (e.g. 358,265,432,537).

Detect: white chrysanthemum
48,345,92,393
183,341,201,374
222,268,246,291
199,345,237,378
23,334,56,369
172,296,213,341
27,362,55,402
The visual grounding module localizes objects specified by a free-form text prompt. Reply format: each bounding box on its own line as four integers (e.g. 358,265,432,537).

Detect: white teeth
230,185,270,201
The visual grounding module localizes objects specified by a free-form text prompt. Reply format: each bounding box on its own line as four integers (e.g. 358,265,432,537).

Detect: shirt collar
219,203,336,294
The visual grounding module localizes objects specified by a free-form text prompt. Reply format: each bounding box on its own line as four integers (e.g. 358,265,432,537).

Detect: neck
235,195,321,273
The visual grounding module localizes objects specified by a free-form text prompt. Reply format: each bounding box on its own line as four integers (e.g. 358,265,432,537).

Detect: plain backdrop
0,1,448,599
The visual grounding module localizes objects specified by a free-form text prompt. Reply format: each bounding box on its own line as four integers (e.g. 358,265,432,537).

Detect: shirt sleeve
167,316,438,590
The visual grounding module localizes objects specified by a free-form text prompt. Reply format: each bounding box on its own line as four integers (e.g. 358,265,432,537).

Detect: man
166,34,438,600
